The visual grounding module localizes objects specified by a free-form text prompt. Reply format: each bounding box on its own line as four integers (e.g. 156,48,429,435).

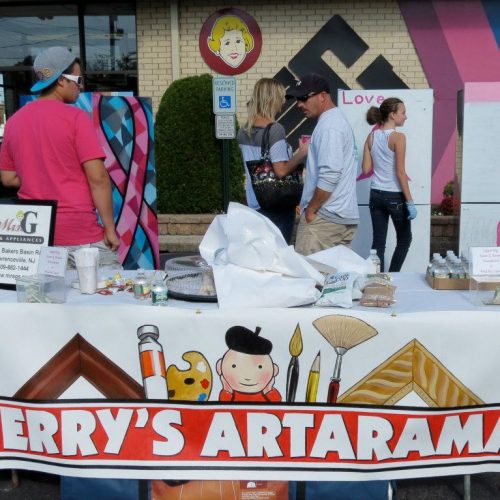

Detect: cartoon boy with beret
216,326,281,402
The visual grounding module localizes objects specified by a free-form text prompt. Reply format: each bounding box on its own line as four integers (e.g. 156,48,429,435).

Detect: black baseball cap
285,73,330,99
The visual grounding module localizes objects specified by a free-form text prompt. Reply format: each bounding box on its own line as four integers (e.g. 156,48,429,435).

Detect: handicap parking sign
219,96,231,109
213,77,236,114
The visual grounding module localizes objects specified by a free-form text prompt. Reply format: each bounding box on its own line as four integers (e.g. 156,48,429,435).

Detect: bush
439,180,456,215
155,74,245,213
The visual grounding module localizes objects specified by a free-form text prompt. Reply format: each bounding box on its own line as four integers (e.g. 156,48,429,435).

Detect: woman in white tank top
361,98,417,272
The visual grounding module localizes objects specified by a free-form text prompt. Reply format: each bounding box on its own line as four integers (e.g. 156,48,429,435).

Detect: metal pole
222,139,230,212
463,474,471,500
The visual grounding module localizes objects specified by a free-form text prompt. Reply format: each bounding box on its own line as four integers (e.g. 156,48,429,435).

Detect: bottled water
369,249,381,273
151,272,168,306
450,257,467,279
133,268,151,300
459,252,470,277
433,258,449,279
427,253,442,276
445,250,456,263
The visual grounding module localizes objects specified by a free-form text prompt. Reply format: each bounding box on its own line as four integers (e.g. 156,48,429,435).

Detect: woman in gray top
237,78,306,243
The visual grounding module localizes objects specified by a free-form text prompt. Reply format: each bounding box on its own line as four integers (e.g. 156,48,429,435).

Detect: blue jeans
258,208,297,244
369,189,412,272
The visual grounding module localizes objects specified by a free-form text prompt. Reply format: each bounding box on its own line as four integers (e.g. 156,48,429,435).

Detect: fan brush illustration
312,315,378,403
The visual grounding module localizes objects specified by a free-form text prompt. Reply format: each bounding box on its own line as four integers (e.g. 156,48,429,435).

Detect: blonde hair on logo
208,15,254,54
244,78,285,135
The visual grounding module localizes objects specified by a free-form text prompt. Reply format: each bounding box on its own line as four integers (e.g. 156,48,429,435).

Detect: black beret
225,326,272,355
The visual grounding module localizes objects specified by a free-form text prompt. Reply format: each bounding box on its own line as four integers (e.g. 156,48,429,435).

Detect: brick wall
430,215,459,257
136,0,173,106
136,0,428,118
159,214,458,256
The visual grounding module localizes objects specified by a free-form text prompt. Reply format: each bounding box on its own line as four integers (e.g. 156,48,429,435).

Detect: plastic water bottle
449,257,466,279
427,253,442,276
133,268,151,300
459,252,470,277
445,250,457,271
433,258,449,279
151,272,168,306
369,249,381,273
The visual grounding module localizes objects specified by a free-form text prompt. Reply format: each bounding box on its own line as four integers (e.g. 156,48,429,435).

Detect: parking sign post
213,77,237,211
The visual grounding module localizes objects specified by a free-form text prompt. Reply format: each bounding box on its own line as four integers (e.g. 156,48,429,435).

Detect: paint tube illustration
137,324,168,399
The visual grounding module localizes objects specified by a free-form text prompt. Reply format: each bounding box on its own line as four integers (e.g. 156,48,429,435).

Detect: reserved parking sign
213,76,236,114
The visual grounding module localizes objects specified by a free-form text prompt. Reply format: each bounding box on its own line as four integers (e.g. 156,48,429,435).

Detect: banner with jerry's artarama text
1,400,500,480
0,303,500,480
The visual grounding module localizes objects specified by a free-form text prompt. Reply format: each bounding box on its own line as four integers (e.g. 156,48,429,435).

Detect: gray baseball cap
31,46,77,93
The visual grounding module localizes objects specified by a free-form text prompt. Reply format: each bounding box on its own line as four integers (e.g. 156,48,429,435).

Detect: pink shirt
0,99,106,245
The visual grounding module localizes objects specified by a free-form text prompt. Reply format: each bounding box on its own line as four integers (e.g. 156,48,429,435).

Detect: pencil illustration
306,351,321,403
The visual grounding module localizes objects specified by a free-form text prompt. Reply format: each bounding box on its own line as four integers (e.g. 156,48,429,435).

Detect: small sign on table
0,200,56,289
469,246,500,275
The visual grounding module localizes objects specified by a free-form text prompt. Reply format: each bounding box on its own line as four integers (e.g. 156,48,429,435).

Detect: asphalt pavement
1,471,500,499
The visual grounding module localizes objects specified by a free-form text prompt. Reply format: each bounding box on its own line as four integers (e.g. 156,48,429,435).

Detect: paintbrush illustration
312,315,378,403
286,323,303,403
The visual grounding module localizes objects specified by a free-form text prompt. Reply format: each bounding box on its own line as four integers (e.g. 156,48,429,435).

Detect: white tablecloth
0,271,489,313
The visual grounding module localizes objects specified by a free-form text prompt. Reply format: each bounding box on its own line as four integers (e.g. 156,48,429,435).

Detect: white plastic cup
77,265,98,294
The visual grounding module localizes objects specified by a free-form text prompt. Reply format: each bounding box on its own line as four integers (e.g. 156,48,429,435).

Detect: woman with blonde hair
362,97,416,272
237,78,307,243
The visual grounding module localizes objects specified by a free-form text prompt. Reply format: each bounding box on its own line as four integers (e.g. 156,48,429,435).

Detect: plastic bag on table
213,264,319,309
308,245,371,275
315,272,357,308
199,203,322,308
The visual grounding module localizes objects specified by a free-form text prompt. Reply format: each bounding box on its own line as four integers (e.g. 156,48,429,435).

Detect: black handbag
245,123,303,211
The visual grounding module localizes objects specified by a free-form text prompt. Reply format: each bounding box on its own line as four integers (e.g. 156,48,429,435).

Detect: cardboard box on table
425,275,470,290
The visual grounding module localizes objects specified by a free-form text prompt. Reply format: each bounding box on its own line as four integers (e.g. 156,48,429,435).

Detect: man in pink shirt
0,46,120,268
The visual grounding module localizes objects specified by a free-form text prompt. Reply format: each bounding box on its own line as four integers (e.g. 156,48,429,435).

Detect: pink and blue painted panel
92,94,159,270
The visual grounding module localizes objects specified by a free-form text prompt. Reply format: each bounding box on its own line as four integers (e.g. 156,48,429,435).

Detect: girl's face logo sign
199,9,262,76
218,29,247,68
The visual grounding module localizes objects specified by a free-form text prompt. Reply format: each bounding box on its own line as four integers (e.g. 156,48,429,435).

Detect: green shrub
155,74,245,213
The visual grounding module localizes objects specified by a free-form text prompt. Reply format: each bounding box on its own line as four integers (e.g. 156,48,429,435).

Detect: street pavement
1,471,500,499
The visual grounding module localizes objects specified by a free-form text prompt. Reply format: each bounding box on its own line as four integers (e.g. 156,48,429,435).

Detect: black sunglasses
296,92,319,102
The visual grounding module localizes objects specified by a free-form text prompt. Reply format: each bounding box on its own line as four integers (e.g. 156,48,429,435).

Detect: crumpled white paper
199,203,322,308
307,245,371,276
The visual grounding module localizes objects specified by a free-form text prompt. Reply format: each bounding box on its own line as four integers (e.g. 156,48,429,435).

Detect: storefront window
0,5,79,68
0,2,137,120
84,4,136,72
